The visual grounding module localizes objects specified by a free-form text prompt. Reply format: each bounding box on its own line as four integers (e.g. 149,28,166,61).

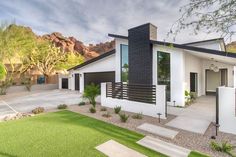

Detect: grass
0,110,208,157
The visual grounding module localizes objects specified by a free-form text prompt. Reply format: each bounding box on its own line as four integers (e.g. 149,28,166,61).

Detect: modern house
59,23,236,107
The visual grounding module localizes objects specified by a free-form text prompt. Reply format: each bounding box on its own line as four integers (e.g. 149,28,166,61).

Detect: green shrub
119,113,129,122
78,102,86,106
89,107,96,113
102,112,111,118
114,106,121,114
210,141,235,156
57,104,68,109
83,83,100,107
32,107,44,114
132,112,143,119
100,107,107,111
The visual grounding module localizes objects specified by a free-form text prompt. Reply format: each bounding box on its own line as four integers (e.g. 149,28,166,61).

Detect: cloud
0,0,234,44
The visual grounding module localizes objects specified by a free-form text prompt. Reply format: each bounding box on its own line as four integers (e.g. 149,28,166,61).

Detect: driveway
0,90,83,117
166,96,216,134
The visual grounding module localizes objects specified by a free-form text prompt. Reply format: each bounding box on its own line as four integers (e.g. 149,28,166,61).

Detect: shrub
32,107,44,114
114,106,121,114
210,141,235,156
89,107,96,113
132,112,143,119
78,102,86,106
57,104,68,109
119,113,129,122
100,107,107,111
83,83,100,107
102,112,111,118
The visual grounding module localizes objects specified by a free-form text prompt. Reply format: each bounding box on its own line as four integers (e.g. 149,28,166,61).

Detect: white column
156,85,166,119
234,66,236,88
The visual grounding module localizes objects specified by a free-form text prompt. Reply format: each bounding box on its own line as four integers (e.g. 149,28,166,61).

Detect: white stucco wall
69,54,116,92
184,53,203,96
153,45,185,106
218,87,236,135
101,83,166,119
187,40,224,51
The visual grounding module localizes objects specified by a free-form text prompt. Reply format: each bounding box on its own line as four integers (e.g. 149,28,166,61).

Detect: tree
169,0,236,41
0,63,6,80
83,83,100,107
31,40,67,83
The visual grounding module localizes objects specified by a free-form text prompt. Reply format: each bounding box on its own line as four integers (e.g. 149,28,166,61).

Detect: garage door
84,71,115,88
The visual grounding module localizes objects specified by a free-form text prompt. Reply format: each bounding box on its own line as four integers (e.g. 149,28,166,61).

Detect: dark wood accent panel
62,78,68,89
106,82,156,104
75,74,80,90
84,71,115,88
128,24,156,85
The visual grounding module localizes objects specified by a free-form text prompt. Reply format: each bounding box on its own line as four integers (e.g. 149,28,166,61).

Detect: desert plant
132,112,143,119
0,79,12,95
57,104,68,109
78,101,86,106
100,107,107,111
89,107,96,113
119,113,129,122
21,77,32,91
210,141,235,156
102,112,111,118
32,107,44,114
114,106,121,114
83,83,100,107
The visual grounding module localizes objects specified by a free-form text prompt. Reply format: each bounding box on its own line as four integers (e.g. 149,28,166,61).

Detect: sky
0,0,233,44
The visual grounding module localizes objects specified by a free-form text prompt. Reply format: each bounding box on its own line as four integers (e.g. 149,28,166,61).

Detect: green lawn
0,110,208,157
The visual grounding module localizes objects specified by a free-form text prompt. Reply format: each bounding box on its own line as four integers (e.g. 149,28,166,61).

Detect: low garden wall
218,87,236,135
101,83,166,119
6,84,58,93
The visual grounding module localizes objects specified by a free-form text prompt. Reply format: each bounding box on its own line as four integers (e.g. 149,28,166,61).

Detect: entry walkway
166,96,215,134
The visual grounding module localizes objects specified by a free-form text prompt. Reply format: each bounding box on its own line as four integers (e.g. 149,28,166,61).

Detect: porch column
234,66,236,88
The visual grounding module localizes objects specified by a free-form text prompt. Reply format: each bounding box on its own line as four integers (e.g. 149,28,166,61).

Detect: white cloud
0,0,234,44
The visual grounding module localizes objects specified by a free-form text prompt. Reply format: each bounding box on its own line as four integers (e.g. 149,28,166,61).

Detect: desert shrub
57,104,68,109
89,107,96,113
119,113,129,122
210,141,235,156
32,107,44,114
102,112,111,118
83,83,100,107
132,112,143,119
0,79,12,95
114,106,121,114
21,77,32,91
100,107,107,111
78,102,86,106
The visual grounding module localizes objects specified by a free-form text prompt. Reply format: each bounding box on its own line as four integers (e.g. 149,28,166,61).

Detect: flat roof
68,49,115,71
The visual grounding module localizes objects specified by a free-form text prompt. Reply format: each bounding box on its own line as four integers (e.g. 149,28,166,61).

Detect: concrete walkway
0,90,82,117
96,140,147,157
166,96,215,134
137,136,191,157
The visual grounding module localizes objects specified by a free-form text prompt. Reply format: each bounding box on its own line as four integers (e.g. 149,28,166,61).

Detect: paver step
137,123,179,139
137,136,191,157
96,140,147,157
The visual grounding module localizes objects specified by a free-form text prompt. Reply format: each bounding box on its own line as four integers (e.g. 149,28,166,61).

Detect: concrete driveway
0,90,83,117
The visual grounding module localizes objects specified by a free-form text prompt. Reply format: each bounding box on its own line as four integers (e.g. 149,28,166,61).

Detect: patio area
166,96,216,134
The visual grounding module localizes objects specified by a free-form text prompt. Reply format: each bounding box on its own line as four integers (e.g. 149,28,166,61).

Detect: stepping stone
96,140,147,157
137,123,179,139
137,136,191,157
165,116,210,134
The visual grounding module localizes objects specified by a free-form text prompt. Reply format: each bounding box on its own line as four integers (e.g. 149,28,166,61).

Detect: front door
75,74,80,91
190,73,198,93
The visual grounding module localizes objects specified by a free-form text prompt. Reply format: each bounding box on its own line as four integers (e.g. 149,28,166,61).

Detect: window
157,51,171,101
121,44,128,82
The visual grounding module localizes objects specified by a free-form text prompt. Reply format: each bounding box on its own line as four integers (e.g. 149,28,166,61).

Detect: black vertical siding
128,23,157,85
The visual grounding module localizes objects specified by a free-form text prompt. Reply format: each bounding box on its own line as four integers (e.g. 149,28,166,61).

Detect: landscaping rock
3,113,33,121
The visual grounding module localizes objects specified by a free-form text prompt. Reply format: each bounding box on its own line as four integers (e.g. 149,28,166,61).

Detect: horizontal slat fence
106,82,156,104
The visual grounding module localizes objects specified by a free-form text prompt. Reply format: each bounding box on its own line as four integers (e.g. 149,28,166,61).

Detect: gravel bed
68,103,236,157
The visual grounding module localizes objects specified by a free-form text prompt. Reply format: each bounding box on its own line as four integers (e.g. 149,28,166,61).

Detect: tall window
158,51,171,101
121,44,128,82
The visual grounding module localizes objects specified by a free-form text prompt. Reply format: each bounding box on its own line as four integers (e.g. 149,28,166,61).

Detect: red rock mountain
42,32,115,60
226,41,236,53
